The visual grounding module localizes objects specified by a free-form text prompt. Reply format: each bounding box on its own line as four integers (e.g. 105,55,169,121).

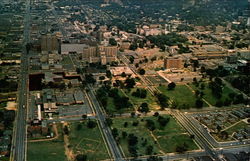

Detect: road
85,85,125,161
11,0,30,161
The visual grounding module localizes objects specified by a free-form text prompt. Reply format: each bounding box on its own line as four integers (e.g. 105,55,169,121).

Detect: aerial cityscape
0,0,249,161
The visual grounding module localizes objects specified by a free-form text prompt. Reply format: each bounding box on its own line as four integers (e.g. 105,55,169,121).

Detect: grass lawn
190,82,235,106
105,89,134,114
112,117,160,157
27,124,66,161
225,121,249,135
112,115,198,157
68,121,109,160
158,85,201,108
150,116,198,153
122,88,159,110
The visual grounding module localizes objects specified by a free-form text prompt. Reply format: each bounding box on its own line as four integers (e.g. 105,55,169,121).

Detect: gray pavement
11,0,30,161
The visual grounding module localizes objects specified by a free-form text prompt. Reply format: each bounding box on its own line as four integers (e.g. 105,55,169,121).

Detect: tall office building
82,46,117,64
41,34,59,53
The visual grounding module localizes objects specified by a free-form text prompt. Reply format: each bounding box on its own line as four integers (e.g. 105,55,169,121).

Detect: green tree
139,68,146,75
76,154,87,161
87,120,97,128
146,145,153,155
109,38,117,46
168,82,176,90
195,99,203,108
138,102,149,114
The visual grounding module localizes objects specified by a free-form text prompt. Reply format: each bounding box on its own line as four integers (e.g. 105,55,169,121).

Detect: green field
27,124,66,161
190,82,235,106
68,121,110,160
122,88,159,110
151,116,198,153
112,115,198,157
225,121,249,135
158,85,203,108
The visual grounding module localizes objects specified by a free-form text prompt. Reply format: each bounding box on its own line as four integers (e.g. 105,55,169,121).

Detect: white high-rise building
247,17,250,26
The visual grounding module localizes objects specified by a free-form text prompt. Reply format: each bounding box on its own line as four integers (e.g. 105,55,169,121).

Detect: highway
85,85,125,161
11,0,31,161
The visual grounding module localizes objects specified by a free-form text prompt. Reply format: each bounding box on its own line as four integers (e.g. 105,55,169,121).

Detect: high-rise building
41,34,59,53
82,46,117,64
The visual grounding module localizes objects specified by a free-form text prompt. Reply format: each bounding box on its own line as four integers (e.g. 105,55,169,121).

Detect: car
22,105,25,108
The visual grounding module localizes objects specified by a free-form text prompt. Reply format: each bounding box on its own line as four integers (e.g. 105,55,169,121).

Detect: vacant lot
190,82,235,106
158,85,203,108
112,115,198,157
27,124,66,161
68,121,109,160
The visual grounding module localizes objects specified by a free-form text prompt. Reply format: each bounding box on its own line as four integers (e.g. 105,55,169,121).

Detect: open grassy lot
190,82,235,106
112,117,160,157
27,124,66,161
112,115,198,157
27,140,66,161
150,116,198,153
225,121,249,135
122,88,159,110
68,121,109,160
158,85,202,108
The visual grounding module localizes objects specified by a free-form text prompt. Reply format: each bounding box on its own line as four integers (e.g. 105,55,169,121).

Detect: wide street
85,85,125,161
11,0,30,161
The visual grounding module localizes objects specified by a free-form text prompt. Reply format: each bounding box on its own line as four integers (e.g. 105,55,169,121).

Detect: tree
147,156,163,161
195,99,203,108
155,93,169,109
129,56,135,64
124,122,128,127
87,120,97,128
153,112,159,117
168,82,176,90
146,145,153,155
106,70,112,79
76,124,82,130
157,116,170,127
109,38,117,46
139,68,146,75
121,72,127,77
122,131,127,138
128,134,138,146
125,78,136,89
145,119,156,131
106,118,113,127
63,126,69,135
112,128,119,138
131,112,136,118
85,74,96,84
138,102,149,114
129,42,138,51
99,76,105,81
82,114,87,120
176,143,188,153
76,154,87,161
